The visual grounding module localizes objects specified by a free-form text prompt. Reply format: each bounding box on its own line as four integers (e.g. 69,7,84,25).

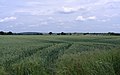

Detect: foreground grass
0,35,120,75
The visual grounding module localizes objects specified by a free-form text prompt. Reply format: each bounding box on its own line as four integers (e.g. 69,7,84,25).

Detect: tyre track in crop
3,44,56,69
43,43,73,75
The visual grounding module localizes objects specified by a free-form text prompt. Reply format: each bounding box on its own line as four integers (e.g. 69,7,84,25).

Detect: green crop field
0,35,120,75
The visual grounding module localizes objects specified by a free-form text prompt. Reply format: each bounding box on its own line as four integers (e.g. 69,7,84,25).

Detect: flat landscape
0,35,120,75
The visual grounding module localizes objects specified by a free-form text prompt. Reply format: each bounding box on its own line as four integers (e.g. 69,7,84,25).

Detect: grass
0,35,120,75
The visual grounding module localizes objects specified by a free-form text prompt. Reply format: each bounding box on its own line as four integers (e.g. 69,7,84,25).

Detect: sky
0,0,120,33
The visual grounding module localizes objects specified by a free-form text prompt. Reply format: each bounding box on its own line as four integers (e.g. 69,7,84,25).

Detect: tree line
0,31,120,36
0,31,13,35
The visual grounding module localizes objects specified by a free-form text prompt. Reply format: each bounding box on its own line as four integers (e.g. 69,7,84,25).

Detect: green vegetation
0,35,120,75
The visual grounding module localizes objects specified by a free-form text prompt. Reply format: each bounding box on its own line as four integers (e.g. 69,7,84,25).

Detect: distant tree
39,33,43,35
108,32,120,36
57,33,60,35
49,32,53,35
7,31,13,35
108,32,114,35
83,33,89,35
69,33,72,35
0,31,5,35
61,32,66,35
73,32,77,35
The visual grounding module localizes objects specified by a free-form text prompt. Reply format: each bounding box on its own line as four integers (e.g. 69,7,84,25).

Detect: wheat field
0,35,120,75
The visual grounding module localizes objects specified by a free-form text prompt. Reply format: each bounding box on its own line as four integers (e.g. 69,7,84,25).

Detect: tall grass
56,49,120,75
0,35,120,75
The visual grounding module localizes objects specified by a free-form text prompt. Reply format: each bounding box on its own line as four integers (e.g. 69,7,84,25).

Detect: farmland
0,35,120,75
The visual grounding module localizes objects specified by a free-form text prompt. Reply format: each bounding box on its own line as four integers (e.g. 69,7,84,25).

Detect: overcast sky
0,0,120,32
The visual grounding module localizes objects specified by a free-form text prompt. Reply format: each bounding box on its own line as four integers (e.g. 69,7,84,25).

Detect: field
0,35,120,75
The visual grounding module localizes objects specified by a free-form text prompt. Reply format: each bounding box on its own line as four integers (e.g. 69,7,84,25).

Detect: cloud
75,16,86,21
105,1,120,9
104,14,119,18
112,24,120,28
65,0,78,3
48,17,54,20
0,17,17,23
14,8,54,16
59,6,83,14
87,16,96,20
29,24,40,27
76,16,96,21
98,18,110,22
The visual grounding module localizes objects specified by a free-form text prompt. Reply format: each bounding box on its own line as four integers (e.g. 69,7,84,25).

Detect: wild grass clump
10,61,48,75
56,49,120,75
0,66,8,75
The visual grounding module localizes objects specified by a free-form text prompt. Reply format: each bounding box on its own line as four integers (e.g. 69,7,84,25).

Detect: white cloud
29,24,40,27
48,17,54,20
98,18,110,22
87,16,96,20
60,6,83,13
76,16,86,21
76,16,96,21
62,6,77,13
0,17,17,23
104,14,119,17
6,25,14,28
